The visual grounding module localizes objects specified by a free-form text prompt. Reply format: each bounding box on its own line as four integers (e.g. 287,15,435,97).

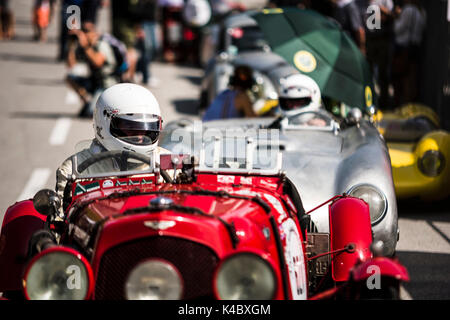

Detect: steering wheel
63,151,173,211
77,150,151,173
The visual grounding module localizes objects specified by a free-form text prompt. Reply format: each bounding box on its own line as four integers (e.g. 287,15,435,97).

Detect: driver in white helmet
56,83,169,197
277,73,327,127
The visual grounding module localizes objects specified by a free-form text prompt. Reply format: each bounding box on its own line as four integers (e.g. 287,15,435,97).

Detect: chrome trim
346,183,388,226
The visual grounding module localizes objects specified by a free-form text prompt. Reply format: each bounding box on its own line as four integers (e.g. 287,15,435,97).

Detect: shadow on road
7,34,58,44
397,251,450,299
179,74,202,86
397,198,450,224
10,111,79,119
19,77,65,87
173,99,200,116
0,53,57,65
13,17,32,27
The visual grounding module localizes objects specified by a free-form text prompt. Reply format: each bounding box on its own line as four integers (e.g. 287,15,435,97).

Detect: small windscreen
201,136,280,172
379,116,437,142
73,140,155,178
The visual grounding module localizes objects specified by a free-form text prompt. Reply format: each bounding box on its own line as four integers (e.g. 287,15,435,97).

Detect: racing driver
277,73,327,127
56,83,169,197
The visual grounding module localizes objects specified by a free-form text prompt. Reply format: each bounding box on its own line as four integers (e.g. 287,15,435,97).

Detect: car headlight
125,259,183,300
23,247,93,300
214,252,276,300
418,150,445,177
347,184,387,225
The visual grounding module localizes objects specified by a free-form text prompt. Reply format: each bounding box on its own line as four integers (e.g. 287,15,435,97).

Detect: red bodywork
0,201,46,291
329,198,373,282
0,167,408,299
351,257,410,282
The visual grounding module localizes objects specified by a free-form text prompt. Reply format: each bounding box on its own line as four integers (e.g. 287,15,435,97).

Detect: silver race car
199,13,280,111
160,110,399,257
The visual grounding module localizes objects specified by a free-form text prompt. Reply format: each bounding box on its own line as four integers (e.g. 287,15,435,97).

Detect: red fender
0,200,46,292
351,257,410,282
329,197,373,282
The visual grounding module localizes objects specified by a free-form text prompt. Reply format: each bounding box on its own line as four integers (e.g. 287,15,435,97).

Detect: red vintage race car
0,140,408,300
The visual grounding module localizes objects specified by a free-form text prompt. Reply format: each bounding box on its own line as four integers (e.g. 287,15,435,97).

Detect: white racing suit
56,139,170,198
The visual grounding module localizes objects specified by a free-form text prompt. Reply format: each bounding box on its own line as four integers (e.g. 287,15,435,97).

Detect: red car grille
94,236,219,300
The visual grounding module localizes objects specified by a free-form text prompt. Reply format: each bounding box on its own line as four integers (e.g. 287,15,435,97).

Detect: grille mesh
94,236,218,300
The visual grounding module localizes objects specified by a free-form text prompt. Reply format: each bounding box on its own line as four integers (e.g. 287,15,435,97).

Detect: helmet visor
279,97,312,111
110,113,162,146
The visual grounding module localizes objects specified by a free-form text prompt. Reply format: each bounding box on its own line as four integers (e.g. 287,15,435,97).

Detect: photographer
66,22,118,117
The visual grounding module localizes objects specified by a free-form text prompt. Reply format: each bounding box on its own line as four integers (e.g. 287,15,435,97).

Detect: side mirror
33,189,62,216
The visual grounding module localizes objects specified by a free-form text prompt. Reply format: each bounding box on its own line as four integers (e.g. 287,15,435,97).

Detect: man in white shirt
365,0,394,109
392,0,426,106
394,0,426,48
331,0,367,54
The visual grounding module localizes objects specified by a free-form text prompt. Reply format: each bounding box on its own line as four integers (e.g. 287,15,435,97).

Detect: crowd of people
0,0,429,119
203,0,428,121
268,0,427,110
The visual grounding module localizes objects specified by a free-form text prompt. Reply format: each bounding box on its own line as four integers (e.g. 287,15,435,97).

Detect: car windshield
379,117,437,142
229,26,268,53
287,111,333,128
200,135,282,174
72,139,155,179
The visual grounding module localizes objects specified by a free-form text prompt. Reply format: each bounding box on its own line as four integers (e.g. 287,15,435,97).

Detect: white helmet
278,74,321,116
94,83,162,156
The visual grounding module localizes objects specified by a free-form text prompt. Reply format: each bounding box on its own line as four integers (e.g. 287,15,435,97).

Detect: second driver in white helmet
277,73,328,127
56,83,169,197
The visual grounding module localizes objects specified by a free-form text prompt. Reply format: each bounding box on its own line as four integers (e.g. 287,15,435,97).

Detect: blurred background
0,0,449,299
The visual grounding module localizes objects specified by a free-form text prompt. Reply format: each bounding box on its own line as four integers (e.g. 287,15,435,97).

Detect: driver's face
121,130,146,144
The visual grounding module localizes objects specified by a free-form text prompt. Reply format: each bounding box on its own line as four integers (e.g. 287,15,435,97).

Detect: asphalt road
0,0,449,300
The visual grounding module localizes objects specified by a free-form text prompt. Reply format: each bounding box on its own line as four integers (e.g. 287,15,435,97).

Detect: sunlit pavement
0,0,449,300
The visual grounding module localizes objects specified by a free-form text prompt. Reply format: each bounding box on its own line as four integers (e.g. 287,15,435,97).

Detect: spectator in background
392,0,426,106
66,22,118,117
329,0,366,54
33,0,56,42
0,0,14,40
203,65,257,121
159,0,184,62
111,0,139,81
81,0,103,24
58,0,85,61
130,0,160,86
365,0,394,109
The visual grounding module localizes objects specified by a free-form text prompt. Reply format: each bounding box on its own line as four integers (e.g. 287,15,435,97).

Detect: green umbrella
250,7,375,112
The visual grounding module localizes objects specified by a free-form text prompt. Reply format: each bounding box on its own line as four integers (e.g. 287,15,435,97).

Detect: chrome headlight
214,253,276,300
24,247,93,300
418,150,445,177
347,184,387,225
125,259,183,300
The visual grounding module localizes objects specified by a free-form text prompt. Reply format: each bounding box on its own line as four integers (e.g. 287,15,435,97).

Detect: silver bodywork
160,116,399,256
200,13,282,109
200,13,267,68
201,50,297,110
192,12,398,256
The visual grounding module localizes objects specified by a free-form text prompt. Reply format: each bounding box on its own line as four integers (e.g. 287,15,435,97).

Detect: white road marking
49,117,72,146
400,285,413,300
397,218,450,254
16,168,51,201
65,91,80,105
